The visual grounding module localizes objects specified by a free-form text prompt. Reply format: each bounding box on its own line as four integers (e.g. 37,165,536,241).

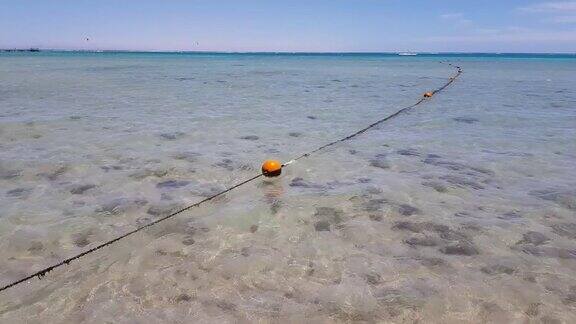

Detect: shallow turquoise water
1,52,575,323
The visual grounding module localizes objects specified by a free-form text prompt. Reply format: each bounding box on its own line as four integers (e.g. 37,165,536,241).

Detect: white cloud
440,12,473,26
422,22,576,52
440,13,464,19
548,15,576,23
425,29,576,44
519,1,576,24
520,1,576,13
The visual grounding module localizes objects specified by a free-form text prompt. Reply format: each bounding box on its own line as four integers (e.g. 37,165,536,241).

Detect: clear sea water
0,52,575,323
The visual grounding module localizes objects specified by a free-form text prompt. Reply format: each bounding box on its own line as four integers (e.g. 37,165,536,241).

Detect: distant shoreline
1,48,40,52
1,48,575,57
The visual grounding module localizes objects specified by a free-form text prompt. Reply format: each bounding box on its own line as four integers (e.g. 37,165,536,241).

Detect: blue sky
1,0,575,52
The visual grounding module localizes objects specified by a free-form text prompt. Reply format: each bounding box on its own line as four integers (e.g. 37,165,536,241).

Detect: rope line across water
0,63,462,293
283,63,462,166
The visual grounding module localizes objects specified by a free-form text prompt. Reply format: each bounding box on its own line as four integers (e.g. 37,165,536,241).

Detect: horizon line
2,48,576,55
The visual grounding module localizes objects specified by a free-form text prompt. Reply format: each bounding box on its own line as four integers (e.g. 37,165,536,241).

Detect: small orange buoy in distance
262,160,282,177
423,92,434,98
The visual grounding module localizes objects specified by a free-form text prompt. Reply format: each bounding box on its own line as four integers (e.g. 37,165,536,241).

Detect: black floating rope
282,63,462,166
0,63,462,293
0,173,263,292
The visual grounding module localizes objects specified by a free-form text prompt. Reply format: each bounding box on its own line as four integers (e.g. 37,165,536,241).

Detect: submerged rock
404,236,439,247
498,211,523,220
314,207,344,224
398,204,420,216
396,148,421,157
214,300,237,311
393,220,474,256
240,135,259,141
172,152,201,163
314,220,331,232
439,175,484,190
424,157,494,176
369,154,390,169
481,264,516,275
419,257,446,267
136,217,151,227
453,117,479,124
392,221,425,233
6,188,32,198
27,241,44,253
70,184,96,195
72,231,92,247
270,199,282,214
423,157,466,171
518,245,576,260
37,165,69,180
214,159,235,171
440,242,479,256
364,273,381,285
550,223,576,239
189,184,227,198
530,188,576,210
174,293,193,303
96,198,148,215
433,225,469,242
363,198,388,212
563,286,576,305
129,169,170,180
289,177,325,189
156,180,191,189
0,167,21,180
517,231,549,246
159,132,185,140
182,236,195,246
524,302,541,317
369,214,383,221
213,158,252,172
100,165,124,172
421,181,448,193
147,204,181,217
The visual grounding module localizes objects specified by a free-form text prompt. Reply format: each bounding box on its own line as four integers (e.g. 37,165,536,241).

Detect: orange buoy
262,160,282,177
423,92,434,98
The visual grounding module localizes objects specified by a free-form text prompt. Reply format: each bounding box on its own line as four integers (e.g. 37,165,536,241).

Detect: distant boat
398,52,417,56
29,48,40,52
